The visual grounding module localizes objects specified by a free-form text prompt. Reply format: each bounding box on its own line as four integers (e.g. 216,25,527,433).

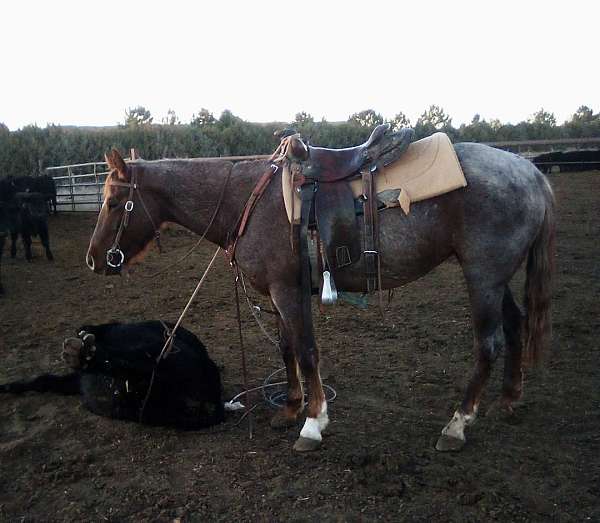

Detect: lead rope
139,246,222,423
233,263,253,439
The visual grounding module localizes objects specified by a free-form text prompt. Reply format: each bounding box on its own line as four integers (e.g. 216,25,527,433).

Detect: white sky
1,0,598,130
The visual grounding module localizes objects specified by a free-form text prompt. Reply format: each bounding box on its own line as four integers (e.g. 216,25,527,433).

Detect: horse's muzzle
85,251,95,272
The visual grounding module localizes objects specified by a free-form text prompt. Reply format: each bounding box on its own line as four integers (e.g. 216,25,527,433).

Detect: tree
348,109,384,129
414,105,452,138
570,105,596,124
388,112,411,131
529,108,556,127
218,109,242,127
417,105,452,130
124,106,153,127
191,108,216,127
294,111,314,125
162,109,180,125
565,105,599,138
458,114,495,142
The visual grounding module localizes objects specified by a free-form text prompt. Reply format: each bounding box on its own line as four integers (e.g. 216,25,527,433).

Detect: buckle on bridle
106,247,125,268
125,200,134,212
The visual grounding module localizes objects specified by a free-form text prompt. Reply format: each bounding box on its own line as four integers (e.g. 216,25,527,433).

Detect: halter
106,169,161,269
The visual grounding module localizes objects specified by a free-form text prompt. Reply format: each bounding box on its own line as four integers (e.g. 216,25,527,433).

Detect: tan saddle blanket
283,132,467,223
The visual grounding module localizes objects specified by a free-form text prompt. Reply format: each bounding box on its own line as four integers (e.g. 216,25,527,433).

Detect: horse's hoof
487,399,513,417
270,412,297,430
435,434,465,452
293,436,321,452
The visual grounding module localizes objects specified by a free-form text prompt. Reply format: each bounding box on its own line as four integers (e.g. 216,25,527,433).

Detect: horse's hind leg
499,287,524,410
436,283,505,451
270,316,305,429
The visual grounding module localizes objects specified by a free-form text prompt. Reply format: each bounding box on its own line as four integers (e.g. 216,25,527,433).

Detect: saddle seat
289,124,414,183
304,124,389,182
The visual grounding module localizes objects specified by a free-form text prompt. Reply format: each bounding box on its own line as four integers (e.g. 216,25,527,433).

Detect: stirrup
321,270,338,305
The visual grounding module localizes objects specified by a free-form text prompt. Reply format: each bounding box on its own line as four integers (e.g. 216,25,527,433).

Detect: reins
143,165,232,279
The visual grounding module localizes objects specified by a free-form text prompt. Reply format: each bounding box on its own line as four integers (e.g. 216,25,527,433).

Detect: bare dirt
0,171,598,522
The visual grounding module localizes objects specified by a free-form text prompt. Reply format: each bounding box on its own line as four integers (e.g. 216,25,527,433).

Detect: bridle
105,168,162,269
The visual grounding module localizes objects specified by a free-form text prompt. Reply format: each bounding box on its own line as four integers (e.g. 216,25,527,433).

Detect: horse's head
86,149,160,275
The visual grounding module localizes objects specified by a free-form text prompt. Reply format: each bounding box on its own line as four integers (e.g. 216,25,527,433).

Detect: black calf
13,175,57,214
0,321,224,429
0,177,16,294
10,192,53,261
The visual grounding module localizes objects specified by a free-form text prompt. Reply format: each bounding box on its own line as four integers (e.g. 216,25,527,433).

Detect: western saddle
280,123,414,310
230,124,414,318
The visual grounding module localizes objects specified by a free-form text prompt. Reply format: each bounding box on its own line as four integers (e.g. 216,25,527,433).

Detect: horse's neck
147,160,260,249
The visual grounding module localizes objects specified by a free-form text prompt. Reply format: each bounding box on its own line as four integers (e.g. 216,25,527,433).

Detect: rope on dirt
226,367,337,410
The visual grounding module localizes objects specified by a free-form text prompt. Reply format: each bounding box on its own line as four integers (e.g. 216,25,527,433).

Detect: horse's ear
105,149,129,181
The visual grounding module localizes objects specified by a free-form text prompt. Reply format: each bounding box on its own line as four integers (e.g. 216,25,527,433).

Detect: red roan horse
86,141,555,452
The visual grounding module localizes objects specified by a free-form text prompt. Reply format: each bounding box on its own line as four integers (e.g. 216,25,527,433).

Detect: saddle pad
282,132,467,223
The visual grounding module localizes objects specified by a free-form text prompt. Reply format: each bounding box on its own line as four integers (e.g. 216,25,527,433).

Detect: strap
227,163,279,263
109,170,137,252
299,183,316,332
362,165,378,293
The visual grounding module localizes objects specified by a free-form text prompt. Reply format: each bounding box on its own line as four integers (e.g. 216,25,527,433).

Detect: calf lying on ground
0,321,224,429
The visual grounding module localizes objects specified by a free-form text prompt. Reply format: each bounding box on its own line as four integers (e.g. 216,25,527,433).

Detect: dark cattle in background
12,175,58,214
533,149,600,173
0,178,17,294
10,191,54,261
0,321,224,429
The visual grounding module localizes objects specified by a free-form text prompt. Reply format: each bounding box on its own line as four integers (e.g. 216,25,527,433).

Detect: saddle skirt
282,132,467,223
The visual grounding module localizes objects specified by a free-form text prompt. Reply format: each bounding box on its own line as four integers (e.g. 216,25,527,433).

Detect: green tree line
0,104,598,178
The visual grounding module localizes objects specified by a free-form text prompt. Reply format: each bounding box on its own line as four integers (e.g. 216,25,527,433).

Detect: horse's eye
107,197,119,209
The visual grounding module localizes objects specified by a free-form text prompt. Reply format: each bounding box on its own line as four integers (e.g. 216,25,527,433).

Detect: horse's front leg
271,284,328,451
270,316,304,429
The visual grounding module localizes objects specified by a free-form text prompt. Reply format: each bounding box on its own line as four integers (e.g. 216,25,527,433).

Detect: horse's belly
332,201,456,292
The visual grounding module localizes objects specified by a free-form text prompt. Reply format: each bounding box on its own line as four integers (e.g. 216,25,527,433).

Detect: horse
85,140,555,452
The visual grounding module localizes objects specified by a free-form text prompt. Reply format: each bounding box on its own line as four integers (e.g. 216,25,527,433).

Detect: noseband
106,169,161,269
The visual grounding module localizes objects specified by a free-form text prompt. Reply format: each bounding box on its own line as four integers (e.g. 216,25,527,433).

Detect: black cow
0,321,224,429
0,177,17,294
10,191,54,261
13,175,57,214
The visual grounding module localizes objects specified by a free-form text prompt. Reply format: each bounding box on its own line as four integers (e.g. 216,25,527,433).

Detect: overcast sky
1,0,598,130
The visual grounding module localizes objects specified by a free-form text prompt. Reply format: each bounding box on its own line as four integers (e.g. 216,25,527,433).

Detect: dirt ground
0,171,598,522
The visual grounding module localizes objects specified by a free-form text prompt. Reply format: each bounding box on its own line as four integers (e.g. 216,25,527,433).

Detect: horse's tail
523,176,556,366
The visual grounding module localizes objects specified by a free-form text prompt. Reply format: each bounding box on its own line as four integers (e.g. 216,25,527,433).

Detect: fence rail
46,153,270,212
47,162,110,212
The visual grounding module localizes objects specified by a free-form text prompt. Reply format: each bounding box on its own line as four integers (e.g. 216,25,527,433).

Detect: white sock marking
300,402,329,441
441,408,477,441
